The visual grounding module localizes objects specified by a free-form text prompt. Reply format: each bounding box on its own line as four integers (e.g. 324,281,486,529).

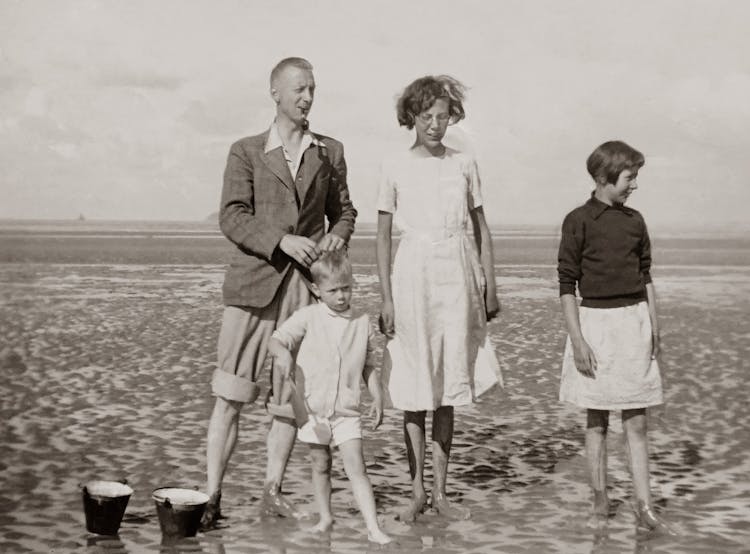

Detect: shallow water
0,262,749,553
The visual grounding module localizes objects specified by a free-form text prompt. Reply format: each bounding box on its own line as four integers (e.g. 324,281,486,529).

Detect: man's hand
572,339,597,378
279,234,320,267
317,233,346,253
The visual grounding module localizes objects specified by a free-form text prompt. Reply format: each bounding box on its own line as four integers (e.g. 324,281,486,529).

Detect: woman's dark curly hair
396,75,466,129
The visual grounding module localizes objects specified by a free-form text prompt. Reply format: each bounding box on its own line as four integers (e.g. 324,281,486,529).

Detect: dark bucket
152,488,209,539
81,480,133,535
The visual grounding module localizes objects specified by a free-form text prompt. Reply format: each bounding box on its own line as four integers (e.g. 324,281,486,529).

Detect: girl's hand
572,339,597,378
485,291,501,321
369,400,383,430
651,329,661,359
379,300,395,338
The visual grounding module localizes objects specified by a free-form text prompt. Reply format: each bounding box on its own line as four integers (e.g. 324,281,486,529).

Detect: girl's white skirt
559,301,663,410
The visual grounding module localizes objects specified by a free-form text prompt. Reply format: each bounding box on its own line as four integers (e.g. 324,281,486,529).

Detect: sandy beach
0,227,749,553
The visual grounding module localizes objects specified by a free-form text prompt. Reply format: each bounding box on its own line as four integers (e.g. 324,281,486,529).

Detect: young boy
268,250,393,544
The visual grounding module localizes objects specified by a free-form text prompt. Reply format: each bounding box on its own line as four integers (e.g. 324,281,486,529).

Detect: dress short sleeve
376,160,397,213
466,156,483,211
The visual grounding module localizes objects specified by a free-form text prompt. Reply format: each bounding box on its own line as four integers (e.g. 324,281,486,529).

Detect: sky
1,0,749,229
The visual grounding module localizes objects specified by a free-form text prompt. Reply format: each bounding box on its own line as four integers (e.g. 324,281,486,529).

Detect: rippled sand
0,263,748,553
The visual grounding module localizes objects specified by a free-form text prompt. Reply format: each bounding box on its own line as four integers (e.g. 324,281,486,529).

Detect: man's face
271,66,315,127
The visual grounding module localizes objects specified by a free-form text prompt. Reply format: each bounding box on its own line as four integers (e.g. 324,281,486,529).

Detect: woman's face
414,98,450,148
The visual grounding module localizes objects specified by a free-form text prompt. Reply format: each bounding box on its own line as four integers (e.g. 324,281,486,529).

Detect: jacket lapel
260,147,294,192
296,141,325,205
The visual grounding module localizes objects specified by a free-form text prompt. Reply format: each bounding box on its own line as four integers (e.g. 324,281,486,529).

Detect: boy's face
604,169,639,205
271,66,315,127
312,273,353,313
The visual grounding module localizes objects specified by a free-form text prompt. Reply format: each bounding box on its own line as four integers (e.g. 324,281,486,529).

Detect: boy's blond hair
310,249,351,284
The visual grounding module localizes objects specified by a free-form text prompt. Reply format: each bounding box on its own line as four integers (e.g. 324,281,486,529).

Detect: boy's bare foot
397,492,427,523
431,491,470,520
262,486,308,519
308,517,333,534
368,529,393,544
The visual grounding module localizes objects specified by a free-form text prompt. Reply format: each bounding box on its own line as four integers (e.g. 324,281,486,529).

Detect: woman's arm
376,211,395,337
470,206,500,320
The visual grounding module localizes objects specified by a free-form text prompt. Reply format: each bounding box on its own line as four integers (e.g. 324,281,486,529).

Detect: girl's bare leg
623,408,673,533
339,439,392,544
431,406,470,520
400,411,428,522
586,409,609,526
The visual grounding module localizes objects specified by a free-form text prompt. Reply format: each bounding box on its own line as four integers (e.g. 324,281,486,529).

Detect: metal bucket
152,487,209,539
81,480,133,535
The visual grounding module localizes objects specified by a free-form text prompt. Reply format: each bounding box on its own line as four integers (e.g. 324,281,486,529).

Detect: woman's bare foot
308,516,333,534
368,528,393,544
398,492,427,523
587,490,609,529
431,491,470,520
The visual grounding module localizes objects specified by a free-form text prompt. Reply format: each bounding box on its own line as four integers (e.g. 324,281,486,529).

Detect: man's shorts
298,414,362,447
211,269,313,404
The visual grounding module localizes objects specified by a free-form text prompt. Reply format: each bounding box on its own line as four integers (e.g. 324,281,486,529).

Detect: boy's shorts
211,269,312,404
298,414,362,447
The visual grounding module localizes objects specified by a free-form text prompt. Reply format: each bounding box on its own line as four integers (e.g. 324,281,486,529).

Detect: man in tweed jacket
202,57,357,528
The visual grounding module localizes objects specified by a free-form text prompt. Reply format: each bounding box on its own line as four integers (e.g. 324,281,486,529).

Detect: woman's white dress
377,147,501,411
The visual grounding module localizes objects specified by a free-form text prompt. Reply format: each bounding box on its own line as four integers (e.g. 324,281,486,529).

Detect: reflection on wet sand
0,263,748,553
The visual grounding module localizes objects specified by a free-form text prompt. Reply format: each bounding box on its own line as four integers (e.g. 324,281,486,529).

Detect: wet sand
0,244,749,552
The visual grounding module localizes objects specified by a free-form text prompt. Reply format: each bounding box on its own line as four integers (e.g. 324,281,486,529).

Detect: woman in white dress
376,75,501,522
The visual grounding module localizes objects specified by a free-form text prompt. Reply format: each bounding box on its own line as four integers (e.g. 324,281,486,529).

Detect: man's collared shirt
557,194,652,308
264,122,322,179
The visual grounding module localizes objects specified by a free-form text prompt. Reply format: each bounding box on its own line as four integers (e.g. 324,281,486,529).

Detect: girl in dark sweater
558,140,671,533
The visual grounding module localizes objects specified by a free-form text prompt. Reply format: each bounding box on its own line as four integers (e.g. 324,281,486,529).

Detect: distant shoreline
1,232,748,267
0,218,747,240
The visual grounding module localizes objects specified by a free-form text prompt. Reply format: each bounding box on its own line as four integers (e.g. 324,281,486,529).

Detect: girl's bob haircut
587,140,645,185
396,75,466,130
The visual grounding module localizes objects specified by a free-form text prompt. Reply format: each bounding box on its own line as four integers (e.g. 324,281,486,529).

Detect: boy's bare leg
308,444,334,533
431,406,470,520
263,368,305,518
400,411,428,522
202,396,241,527
339,439,392,544
586,409,609,527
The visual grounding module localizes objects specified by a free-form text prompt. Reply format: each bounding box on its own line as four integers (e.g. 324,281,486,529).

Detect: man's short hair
310,249,351,284
270,57,313,87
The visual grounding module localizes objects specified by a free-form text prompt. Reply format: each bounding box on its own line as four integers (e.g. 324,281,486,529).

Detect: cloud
96,69,184,91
